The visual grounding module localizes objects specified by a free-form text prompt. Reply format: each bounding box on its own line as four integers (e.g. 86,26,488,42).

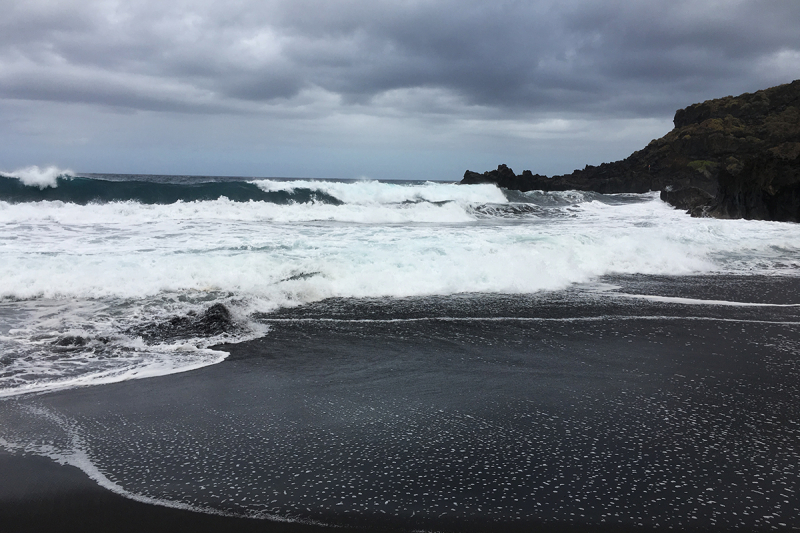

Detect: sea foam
0,200,720,303
1,192,799,304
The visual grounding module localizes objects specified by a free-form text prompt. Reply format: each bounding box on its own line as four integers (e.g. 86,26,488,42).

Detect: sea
1,167,800,531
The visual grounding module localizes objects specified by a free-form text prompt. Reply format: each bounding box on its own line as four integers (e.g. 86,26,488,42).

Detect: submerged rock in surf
127,303,240,343
52,335,110,350
462,79,800,222
53,335,89,347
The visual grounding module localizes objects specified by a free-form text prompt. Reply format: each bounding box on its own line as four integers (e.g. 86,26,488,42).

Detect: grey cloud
0,0,798,119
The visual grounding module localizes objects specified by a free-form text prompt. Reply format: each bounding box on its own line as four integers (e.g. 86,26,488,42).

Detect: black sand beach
2,275,800,532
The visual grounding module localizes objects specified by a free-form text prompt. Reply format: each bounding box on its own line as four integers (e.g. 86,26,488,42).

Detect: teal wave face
0,176,343,205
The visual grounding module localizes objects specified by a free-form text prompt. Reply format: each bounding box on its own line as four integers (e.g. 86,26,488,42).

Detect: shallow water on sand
2,275,799,531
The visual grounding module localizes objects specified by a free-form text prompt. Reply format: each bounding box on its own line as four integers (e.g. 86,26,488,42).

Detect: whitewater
1,168,800,398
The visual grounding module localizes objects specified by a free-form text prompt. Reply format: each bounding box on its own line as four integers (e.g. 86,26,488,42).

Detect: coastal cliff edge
462,80,800,221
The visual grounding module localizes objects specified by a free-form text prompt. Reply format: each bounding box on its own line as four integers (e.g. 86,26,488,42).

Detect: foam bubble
1,165,75,189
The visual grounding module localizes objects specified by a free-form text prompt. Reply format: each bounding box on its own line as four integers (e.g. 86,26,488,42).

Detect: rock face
462,80,800,221
659,187,714,217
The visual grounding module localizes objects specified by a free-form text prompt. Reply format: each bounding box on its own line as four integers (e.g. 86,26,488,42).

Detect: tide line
257,316,800,325
613,293,800,307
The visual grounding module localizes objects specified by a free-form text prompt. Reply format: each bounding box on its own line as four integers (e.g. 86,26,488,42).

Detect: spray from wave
0,165,75,189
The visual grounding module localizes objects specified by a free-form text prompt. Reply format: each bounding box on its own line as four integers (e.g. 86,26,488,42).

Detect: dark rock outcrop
127,303,240,343
461,80,800,221
52,335,110,349
53,335,89,347
660,187,714,217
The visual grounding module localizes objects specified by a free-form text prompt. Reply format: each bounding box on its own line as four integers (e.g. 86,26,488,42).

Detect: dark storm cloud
1,0,798,118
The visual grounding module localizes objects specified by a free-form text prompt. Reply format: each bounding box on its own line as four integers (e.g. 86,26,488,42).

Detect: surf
1,174,800,398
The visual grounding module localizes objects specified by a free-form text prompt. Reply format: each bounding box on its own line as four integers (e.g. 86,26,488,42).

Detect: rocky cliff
461,80,800,221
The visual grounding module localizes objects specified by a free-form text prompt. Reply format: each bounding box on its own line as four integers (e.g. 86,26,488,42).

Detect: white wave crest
251,179,508,205
0,196,476,224
0,165,75,189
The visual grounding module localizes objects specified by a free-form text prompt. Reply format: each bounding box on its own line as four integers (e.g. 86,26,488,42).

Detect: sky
1,0,799,180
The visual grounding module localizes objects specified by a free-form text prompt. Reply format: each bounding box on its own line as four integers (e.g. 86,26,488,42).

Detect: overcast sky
1,0,798,180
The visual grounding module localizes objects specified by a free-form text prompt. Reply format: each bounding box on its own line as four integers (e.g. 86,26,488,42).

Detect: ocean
1,169,799,531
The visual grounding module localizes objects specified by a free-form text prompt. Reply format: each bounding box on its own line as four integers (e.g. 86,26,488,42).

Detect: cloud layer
1,0,798,177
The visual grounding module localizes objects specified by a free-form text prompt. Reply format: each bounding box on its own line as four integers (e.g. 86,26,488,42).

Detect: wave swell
0,175,342,205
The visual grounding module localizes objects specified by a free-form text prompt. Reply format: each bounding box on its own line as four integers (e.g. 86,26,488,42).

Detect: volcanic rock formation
126,303,240,343
462,80,800,221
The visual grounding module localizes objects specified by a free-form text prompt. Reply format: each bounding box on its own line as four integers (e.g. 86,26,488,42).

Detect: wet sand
0,452,644,533
0,451,351,533
2,275,800,532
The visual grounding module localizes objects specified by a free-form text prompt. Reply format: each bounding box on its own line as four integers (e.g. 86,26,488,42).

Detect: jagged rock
461,80,800,221
127,303,239,343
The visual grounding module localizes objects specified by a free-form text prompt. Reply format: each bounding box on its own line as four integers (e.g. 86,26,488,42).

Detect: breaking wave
0,165,75,189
